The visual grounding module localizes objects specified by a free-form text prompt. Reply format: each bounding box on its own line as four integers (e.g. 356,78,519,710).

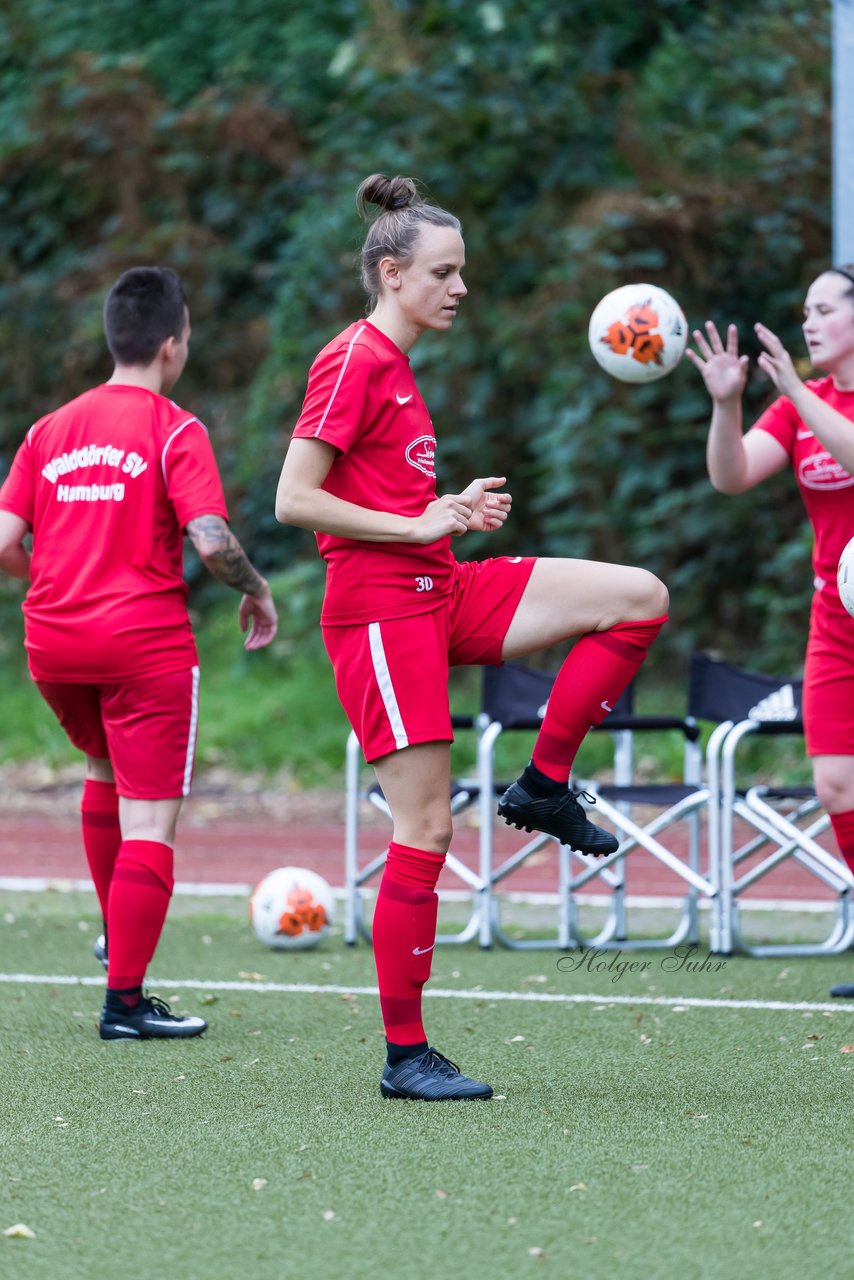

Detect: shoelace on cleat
544,788,596,821
418,1049,461,1077
143,994,181,1021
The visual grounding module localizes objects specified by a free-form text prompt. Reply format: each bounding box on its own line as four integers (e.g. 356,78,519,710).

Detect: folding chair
342,715,489,946
475,658,724,951
704,654,854,956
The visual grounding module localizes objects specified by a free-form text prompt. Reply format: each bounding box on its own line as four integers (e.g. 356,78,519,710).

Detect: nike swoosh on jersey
396,393,413,405
412,944,435,955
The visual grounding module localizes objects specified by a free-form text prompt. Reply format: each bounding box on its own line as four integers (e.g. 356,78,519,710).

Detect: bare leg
372,741,454,853
502,558,668,659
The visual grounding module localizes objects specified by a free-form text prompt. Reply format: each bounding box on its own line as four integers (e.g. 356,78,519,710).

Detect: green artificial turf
2,893,853,1280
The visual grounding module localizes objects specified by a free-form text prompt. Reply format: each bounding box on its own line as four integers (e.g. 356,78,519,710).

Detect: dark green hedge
0,0,832,670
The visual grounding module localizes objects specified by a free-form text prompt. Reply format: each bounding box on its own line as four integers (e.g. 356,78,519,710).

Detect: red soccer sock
829,808,854,877
106,840,175,998
81,779,121,925
372,841,445,1046
532,615,667,783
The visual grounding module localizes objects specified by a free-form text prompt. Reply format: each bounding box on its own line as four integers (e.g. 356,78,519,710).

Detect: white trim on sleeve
161,417,203,486
314,325,368,438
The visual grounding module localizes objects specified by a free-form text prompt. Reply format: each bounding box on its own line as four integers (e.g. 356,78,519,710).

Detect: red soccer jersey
755,377,854,614
291,321,455,624
0,384,228,681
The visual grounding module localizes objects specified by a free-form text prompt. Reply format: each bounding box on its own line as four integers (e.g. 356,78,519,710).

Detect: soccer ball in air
837,536,854,617
249,866,335,950
588,284,688,382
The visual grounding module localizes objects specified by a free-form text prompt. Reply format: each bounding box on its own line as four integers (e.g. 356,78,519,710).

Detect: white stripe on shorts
368,622,409,750
182,665,201,796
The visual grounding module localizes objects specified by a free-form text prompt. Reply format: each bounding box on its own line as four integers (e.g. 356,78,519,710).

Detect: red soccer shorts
35,666,200,799
322,556,536,762
803,599,854,757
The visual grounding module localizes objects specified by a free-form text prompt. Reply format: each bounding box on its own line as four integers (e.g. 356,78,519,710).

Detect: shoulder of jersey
327,322,400,366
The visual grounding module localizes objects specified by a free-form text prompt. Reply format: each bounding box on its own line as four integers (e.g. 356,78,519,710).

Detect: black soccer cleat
93,933,108,971
380,1048,493,1101
829,982,854,999
497,780,619,856
99,994,208,1041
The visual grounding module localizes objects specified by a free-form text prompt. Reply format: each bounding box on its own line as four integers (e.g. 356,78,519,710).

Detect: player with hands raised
690,267,854,998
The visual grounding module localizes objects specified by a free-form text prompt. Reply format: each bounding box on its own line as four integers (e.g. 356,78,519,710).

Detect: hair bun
356,173,419,218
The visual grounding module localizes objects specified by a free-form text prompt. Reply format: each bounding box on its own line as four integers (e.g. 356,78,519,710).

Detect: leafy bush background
0,0,834,674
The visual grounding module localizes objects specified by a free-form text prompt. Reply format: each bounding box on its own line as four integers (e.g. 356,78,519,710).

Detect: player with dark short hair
276,175,668,1100
0,265,278,1040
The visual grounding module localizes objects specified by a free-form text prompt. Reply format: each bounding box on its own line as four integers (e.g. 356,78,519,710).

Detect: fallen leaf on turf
220,1056,234,1062
322,1210,336,1222
238,972,266,982
805,1033,824,1041
752,1221,763,1228
507,1217,518,1226
509,1035,525,1043
639,1034,653,1045
528,1246,546,1259
4,1224,36,1238
840,1045,854,1053
173,1075,186,1081
435,1189,449,1199
569,1183,587,1192
251,1179,267,1191
200,995,218,1007
492,1094,507,1101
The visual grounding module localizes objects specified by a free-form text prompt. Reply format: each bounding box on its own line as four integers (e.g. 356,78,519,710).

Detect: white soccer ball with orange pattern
249,866,334,950
588,283,688,382
837,536,854,618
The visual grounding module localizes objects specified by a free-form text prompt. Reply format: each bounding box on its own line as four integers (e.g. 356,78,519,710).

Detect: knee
420,815,454,854
396,812,453,855
812,762,854,814
626,569,668,621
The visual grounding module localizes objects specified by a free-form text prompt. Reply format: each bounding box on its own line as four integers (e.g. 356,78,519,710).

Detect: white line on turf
0,972,851,1013
0,876,837,912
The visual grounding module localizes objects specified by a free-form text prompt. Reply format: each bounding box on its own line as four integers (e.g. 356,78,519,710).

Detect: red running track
0,811,842,902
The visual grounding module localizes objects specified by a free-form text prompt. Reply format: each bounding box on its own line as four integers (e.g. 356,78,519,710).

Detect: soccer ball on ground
837,536,854,617
249,866,335,950
588,283,688,383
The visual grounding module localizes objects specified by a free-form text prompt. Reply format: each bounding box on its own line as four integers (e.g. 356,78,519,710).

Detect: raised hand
686,321,749,403
754,323,803,398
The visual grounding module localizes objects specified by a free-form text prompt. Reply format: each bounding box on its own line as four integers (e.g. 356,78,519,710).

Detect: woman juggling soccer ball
276,175,668,1100
688,266,854,1000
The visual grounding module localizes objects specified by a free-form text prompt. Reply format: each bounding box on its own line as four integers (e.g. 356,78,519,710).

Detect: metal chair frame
715,707,854,957
477,660,724,951
343,716,490,947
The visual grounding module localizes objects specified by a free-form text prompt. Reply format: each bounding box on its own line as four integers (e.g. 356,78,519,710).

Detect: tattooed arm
186,514,277,650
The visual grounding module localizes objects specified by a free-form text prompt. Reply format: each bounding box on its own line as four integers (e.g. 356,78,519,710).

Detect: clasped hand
413,476,512,543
